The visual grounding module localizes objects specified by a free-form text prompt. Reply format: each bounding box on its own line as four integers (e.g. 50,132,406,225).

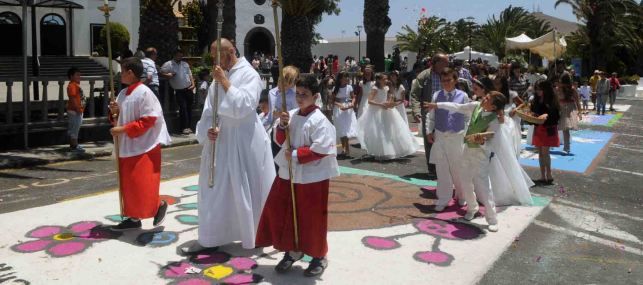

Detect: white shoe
488,224,499,232
458,200,467,207
434,204,447,212
464,210,477,221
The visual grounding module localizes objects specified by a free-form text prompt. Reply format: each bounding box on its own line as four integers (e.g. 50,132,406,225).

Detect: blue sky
316,0,577,39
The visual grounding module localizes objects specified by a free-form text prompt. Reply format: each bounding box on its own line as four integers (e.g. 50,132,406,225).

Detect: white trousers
460,148,497,224
430,132,465,206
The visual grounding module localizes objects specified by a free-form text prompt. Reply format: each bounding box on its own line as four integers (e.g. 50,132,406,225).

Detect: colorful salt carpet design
520,130,613,173
0,167,547,284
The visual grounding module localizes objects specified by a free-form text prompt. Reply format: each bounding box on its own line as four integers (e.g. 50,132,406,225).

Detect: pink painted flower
414,219,482,240
11,221,121,257
413,250,454,266
162,251,263,284
362,236,401,250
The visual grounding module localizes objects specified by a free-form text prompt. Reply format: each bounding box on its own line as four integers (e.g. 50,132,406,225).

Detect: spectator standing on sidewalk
161,49,195,135
66,67,86,152
588,70,601,110
608,72,621,112
142,47,161,103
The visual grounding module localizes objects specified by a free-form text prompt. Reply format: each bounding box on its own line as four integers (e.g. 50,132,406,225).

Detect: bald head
432,53,449,71
210,38,237,69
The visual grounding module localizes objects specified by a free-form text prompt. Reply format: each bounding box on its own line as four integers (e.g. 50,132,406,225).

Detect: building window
254,0,266,5
0,11,21,25
90,24,105,55
41,14,65,26
254,14,264,25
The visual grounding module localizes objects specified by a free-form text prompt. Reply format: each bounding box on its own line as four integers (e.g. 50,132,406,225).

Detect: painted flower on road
11,221,121,257
161,251,263,284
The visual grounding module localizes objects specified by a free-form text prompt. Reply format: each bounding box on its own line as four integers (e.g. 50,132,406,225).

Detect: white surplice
195,57,276,249
273,108,340,183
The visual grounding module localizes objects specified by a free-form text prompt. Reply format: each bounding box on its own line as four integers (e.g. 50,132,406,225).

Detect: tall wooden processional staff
271,0,300,249
99,0,123,217
208,0,224,187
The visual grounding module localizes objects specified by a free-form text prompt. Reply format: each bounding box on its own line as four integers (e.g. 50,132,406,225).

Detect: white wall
311,37,417,70
1,0,139,56
236,0,279,59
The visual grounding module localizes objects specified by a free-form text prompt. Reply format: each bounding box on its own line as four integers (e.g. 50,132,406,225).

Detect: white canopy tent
450,46,500,67
505,31,567,60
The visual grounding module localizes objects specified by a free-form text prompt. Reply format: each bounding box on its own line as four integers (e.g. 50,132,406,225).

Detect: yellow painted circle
203,264,234,280
53,233,74,241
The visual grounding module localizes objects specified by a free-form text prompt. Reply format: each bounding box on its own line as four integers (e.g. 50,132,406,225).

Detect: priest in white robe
188,38,275,252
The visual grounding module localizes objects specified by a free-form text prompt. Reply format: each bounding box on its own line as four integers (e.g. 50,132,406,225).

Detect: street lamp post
356,25,363,63
466,16,475,63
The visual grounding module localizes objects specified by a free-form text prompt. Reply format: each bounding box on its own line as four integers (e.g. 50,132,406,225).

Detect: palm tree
396,16,450,60
138,0,179,64
475,6,551,60
555,0,642,73
364,0,391,71
279,0,340,72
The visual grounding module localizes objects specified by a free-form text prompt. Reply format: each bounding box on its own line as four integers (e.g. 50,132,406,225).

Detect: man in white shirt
142,47,160,103
161,49,195,134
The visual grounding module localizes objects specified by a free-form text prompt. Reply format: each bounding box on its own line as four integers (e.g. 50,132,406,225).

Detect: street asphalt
0,99,640,284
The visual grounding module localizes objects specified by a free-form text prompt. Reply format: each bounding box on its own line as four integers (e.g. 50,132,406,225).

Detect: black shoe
304,257,328,277
275,252,301,273
545,179,555,185
112,218,142,231
153,200,168,226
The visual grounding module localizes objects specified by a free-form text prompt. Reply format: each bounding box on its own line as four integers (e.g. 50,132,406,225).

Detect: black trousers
175,88,193,130
421,110,436,175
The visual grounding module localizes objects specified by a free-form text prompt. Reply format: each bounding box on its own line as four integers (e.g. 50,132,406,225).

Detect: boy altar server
424,68,469,211
256,75,339,277
108,57,171,230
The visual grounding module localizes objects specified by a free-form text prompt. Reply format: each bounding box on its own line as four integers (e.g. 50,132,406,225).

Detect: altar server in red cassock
256,75,339,277
108,57,172,231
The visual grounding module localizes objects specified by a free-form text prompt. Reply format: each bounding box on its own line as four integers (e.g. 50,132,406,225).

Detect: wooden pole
99,2,123,217
272,0,299,249
208,0,224,188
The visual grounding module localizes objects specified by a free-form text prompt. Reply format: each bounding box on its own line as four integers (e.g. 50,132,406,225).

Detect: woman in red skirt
530,79,560,185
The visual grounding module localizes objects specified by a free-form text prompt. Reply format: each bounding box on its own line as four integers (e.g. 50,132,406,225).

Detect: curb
0,138,199,170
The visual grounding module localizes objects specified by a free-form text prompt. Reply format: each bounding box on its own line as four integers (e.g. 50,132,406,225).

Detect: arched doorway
243,27,274,60
40,13,67,56
0,12,22,56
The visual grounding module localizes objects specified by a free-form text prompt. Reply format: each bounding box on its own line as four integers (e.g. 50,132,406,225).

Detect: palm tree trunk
364,0,391,72
281,14,313,72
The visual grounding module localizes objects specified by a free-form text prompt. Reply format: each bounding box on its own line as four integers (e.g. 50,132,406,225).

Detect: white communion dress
357,86,419,159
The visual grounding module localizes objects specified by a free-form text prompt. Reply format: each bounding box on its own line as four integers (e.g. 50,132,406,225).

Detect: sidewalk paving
0,134,199,170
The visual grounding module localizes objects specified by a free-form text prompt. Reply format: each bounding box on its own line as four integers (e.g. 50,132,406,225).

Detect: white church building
0,0,279,60
0,0,140,57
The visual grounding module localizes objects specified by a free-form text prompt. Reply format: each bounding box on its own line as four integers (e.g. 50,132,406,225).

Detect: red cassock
118,143,161,219
256,177,330,258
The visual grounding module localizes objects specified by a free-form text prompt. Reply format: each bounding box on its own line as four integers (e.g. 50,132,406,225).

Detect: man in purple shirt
424,67,469,211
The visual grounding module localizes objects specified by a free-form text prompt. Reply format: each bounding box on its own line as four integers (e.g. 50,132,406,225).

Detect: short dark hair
144,47,157,58
440,67,458,81
67,67,80,79
487,91,507,111
120,57,144,78
296,75,320,94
